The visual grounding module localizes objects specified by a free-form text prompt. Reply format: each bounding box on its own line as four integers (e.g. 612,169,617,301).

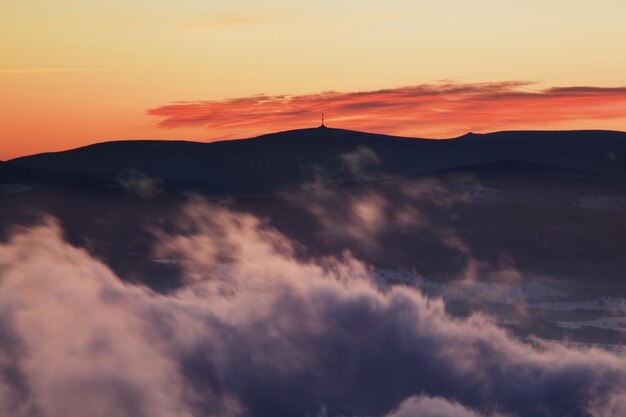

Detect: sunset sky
2,0,626,159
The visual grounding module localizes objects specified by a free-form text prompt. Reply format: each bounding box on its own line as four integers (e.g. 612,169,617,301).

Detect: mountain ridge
12,127,626,159
3,128,626,295
7,128,626,193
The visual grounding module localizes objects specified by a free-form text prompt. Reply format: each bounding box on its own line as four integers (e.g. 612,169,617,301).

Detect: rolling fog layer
1,200,626,417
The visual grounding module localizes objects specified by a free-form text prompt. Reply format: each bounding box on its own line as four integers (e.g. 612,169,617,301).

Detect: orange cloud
148,82,626,138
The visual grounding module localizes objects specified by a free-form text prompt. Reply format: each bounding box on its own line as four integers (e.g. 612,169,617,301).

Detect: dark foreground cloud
147,82,626,138
1,204,626,417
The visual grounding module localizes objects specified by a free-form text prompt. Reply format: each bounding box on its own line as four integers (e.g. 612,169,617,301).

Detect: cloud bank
1,204,626,417
148,82,626,139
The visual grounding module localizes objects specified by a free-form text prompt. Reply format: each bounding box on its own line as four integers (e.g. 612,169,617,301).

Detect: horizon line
6,126,626,162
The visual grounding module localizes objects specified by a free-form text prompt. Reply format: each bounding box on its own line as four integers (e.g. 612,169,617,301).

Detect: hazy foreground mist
1,198,625,417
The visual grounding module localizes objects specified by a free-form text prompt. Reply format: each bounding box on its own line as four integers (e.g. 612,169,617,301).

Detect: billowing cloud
282,174,478,276
147,82,626,139
0,219,193,417
383,396,497,417
1,205,626,417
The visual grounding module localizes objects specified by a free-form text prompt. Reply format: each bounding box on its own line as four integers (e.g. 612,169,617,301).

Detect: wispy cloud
0,68,93,74
147,82,626,138
0,67,212,75
177,12,285,30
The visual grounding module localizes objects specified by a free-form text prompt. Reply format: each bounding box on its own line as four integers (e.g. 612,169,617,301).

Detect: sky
2,0,626,159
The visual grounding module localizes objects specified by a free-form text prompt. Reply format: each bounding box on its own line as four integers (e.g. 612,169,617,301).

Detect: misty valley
1,127,626,417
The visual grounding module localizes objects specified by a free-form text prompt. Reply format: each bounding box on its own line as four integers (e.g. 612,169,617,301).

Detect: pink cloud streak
147,82,626,138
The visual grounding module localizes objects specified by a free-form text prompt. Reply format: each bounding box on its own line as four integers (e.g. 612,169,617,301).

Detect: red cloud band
147,82,626,139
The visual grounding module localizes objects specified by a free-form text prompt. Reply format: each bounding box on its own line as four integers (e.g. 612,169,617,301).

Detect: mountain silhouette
8,128,626,194
3,128,626,296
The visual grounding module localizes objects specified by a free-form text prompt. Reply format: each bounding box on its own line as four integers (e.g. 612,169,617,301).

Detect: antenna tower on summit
319,113,326,128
